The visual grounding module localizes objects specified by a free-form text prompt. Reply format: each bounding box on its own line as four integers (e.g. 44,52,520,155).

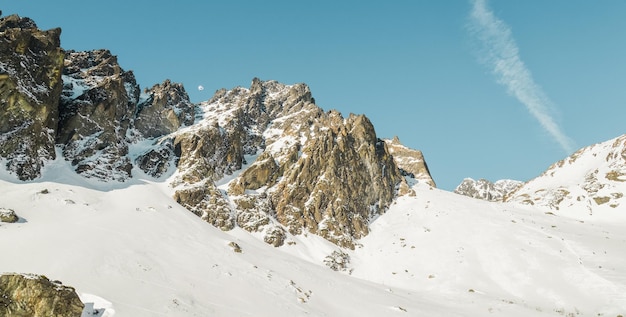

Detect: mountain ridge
0,14,434,249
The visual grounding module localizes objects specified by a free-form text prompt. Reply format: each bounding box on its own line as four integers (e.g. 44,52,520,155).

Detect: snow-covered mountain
1,14,425,250
454,178,523,201
2,13,626,317
506,134,626,220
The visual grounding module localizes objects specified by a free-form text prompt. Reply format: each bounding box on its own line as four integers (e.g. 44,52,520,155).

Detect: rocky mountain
0,273,84,317
506,134,626,216
170,78,406,248
0,14,433,249
454,178,523,202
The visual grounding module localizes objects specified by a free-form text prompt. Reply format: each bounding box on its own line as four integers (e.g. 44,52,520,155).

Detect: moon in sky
197,85,204,91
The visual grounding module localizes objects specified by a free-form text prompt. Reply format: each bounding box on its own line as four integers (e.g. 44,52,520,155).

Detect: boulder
0,208,18,223
0,273,84,317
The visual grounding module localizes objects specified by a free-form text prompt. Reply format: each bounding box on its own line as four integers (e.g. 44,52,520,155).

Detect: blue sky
3,1,626,190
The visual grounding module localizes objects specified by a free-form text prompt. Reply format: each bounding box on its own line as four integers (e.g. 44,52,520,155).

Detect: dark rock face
135,80,194,138
135,138,175,178
0,273,84,317
0,15,64,180
58,49,139,181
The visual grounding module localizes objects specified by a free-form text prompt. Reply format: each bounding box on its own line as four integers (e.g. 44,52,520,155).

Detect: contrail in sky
468,0,575,154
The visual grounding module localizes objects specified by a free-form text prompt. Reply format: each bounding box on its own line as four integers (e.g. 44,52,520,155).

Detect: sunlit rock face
0,273,84,317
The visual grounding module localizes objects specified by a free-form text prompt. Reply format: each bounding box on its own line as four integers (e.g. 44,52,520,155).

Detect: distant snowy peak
454,178,523,202
506,134,626,215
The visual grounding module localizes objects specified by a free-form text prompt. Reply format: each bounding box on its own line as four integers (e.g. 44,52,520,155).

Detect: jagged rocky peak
385,136,436,188
454,178,523,202
172,78,322,235
173,78,403,248
58,49,140,181
506,134,626,214
0,14,64,180
0,273,84,317
135,79,194,138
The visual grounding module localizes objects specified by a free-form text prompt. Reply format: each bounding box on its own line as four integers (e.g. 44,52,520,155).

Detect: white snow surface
1,154,626,316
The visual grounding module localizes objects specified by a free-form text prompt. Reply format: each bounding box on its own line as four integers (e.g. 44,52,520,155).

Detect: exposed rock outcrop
385,136,436,194
0,208,18,223
135,79,194,138
0,273,84,317
58,49,139,181
454,178,523,202
269,112,402,248
0,15,64,180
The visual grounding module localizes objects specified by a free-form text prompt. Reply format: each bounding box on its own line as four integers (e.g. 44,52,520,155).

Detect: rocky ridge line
0,14,436,248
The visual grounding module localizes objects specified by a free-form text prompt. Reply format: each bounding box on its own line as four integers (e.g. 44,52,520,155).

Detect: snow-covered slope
2,155,625,316
507,134,626,221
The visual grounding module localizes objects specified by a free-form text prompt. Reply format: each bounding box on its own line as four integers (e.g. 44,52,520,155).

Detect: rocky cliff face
0,273,84,317
454,178,523,202
135,80,194,138
0,15,64,180
506,134,626,214
171,79,406,248
58,49,139,181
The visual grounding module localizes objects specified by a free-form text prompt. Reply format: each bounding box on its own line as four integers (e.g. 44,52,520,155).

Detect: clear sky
3,1,626,190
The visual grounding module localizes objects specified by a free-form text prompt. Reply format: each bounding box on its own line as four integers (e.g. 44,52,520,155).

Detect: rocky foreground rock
0,273,84,317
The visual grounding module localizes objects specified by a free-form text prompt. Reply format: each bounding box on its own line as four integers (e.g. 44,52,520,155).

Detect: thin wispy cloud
468,0,575,153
